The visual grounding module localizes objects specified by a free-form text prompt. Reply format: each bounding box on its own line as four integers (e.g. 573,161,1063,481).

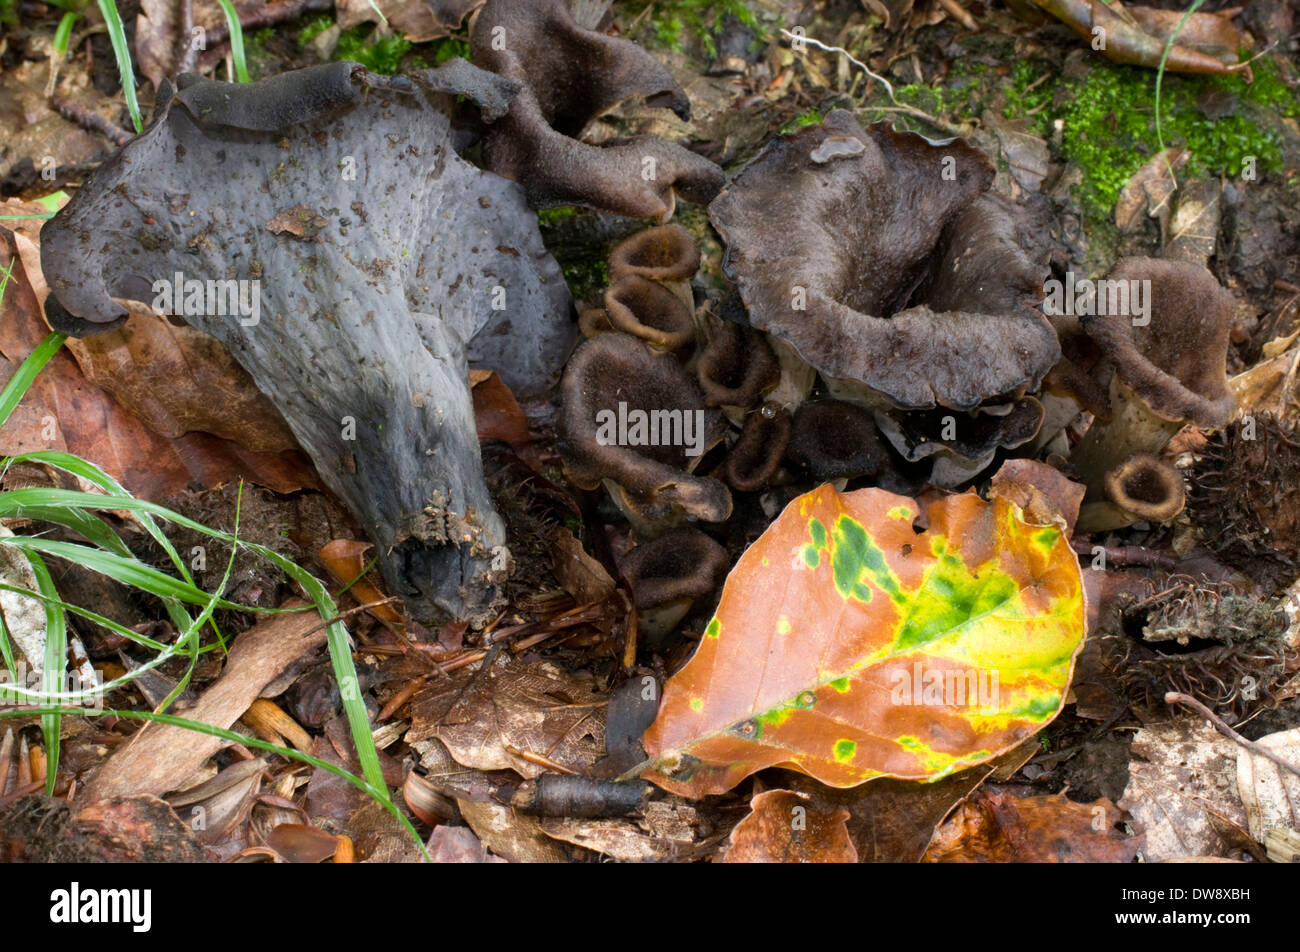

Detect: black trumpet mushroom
39,61,576,624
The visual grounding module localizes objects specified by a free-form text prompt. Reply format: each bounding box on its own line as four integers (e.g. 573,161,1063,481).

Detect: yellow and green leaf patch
640,486,1086,797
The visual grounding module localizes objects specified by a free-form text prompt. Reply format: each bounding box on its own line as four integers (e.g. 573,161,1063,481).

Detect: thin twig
1165,691,1300,780
202,0,333,47
50,97,133,147
779,29,967,135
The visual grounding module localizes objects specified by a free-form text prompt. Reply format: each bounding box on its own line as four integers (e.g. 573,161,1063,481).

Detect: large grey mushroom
39,61,575,624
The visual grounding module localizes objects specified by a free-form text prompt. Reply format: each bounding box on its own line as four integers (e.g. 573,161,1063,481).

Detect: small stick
203,0,334,47
1165,691,1300,780
376,675,427,722
937,0,979,31
49,97,133,147
177,0,198,75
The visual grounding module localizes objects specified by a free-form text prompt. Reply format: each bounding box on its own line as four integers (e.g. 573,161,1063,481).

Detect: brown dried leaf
263,822,341,863
989,458,1086,535
64,311,298,452
550,527,615,606
723,789,857,863
83,602,330,801
317,539,405,633
425,824,506,863
408,659,606,778
922,788,1141,862
336,0,483,42
0,228,315,498
1164,179,1222,267
1118,719,1252,861
1235,727,1300,842
470,368,533,449
1115,147,1187,232
457,798,566,862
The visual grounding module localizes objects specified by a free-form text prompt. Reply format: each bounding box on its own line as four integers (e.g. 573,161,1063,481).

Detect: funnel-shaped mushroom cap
621,528,730,609
35,61,568,624
1082,257,1235,427
873,398,1045,486
559,333,731,522
696,320,779,408
604,276,695,351
1104,453,1186,523
709,111,1059,411
609,224,701,282
725,403,791,491
470,0,724,219
788,399,891,482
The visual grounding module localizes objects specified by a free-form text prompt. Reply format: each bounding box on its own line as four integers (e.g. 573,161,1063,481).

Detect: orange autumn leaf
641,486,1086,797
317,539,404,633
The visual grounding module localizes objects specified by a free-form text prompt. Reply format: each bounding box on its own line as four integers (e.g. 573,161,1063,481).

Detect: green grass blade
2,453,197,585
1154,0,1205,155
25,552,67,795
0,332,65,430
96,0,143,132
0,705,429,861
215,0,252,83
0,537,242,608
53,10,78,56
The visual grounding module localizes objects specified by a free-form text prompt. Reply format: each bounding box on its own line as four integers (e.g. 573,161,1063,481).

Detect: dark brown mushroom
696,320,780,408
558,333,731,525
1105,454,1186,522
604,276,696,351
1071,257,1236,494
872,398,1045,488
709,110,1059,412
787,399,892,483
608,224,700,283
725,403,792,491
620,528,730,639
579,307,615,339
1078,453,1187,532
469,0,725,219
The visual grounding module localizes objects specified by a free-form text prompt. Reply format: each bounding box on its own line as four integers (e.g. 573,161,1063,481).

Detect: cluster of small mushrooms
554,103,1238,617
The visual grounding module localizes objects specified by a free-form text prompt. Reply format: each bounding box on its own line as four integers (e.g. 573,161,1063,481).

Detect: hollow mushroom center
609,281,685,336
1123,466,1171,505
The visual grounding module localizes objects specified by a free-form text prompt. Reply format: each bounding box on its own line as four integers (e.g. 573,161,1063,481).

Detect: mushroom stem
1070,377,1183,498
765,337,817,410
1076,501,1146,534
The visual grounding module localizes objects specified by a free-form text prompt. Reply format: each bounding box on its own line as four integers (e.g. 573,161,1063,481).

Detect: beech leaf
641,486,1086,797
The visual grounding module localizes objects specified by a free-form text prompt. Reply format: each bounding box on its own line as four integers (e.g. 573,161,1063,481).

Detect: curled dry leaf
1033,0,1251,74
317,539,405,633
0,229,315,498
406,659,606,778
641,486,1086,798
1118,719,1252,862
1235,728,1300,843
723,789,857,864
922,788,1141,862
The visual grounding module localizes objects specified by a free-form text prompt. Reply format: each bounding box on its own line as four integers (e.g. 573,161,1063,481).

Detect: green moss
1001,59,1055,130
334,24,412,74
536,209,610,302
296,13,335,47
409,34,471,68
635,0,760,59
780,108,826,134
1054,59,1288,225
536,206,580,226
